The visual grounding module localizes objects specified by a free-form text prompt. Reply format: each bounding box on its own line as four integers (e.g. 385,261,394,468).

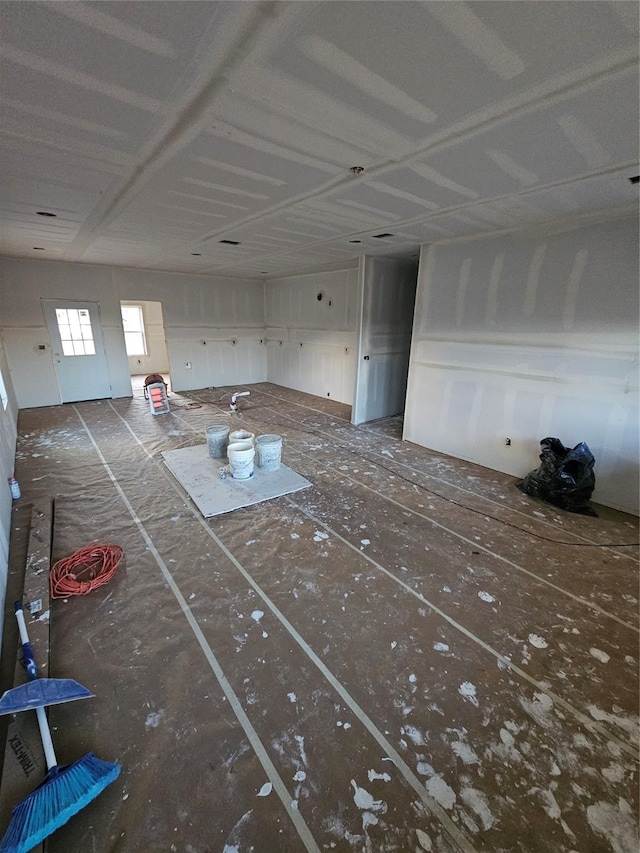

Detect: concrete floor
3,383,638,852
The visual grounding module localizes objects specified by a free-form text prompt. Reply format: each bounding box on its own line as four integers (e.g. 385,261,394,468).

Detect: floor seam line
105,400,478,853
293,458,638,634
74,406,322,853
285,497,639,762
229,386,637,559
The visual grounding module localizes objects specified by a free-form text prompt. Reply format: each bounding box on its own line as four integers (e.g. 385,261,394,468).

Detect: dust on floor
4,382,638,853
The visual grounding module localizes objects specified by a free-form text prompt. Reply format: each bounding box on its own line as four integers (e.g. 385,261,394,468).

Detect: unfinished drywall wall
265,266,359,404
405,215,639,515
352,256,417,425
121,300,169,377
0,259,266,407
0,331,18,637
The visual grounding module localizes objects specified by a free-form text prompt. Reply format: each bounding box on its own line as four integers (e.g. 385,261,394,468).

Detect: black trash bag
518,437,598,516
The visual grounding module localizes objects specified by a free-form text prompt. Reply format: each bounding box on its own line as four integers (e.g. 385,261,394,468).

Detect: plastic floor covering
2,382,638,853
161,444,311,518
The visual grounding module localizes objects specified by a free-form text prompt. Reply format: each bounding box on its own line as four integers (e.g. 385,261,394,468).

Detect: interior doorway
120,300,170,395
351,257,418,425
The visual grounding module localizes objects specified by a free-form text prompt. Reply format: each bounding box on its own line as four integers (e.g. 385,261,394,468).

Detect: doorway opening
351,257,418,426
120,300,170,395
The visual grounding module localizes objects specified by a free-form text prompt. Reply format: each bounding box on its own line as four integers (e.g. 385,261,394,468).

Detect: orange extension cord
50,544,124,599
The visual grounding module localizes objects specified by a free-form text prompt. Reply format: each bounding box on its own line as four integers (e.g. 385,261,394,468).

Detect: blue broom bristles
0,753,120,853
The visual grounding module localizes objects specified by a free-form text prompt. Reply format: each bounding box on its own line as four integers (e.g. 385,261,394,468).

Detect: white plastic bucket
227,442,255,479
229,439,253,452
229,429,255,445
205,424,230,459
256,434,283,471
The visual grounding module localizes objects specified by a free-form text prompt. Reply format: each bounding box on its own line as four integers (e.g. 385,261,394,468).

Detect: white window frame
121,304,148,357
0,366,8,410
55,307,96,357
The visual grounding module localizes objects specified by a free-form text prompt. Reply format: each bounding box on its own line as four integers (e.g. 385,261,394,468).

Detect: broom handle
14,603,58,771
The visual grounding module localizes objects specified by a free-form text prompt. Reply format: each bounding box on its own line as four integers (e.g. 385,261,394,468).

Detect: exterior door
41,299,112,402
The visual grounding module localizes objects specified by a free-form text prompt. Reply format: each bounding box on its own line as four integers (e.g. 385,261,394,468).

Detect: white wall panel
2,327,61,409
405,216,639,514
0,331,19,641
0,258,267,404
167,334,266,391
266,340,356,404
265,267,359,404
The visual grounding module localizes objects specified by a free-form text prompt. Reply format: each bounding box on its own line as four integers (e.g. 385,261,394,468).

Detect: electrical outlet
185,362,192,369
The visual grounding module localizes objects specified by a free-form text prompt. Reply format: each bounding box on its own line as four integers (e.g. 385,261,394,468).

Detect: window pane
55,307,95,356
121,305,139,331
69,311,82,336
127,332,143,354
121,305,147,356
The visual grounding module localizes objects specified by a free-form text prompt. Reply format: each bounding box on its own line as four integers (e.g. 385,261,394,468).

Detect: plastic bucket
256,434,283,471
228,439,253,452
205,424,230,459
227,442,255,479
229,429,255,445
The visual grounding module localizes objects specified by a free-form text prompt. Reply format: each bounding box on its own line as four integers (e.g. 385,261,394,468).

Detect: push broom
0,602,120,853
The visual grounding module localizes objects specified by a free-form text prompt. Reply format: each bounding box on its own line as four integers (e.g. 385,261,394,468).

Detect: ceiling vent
219,239,241,245
372,233,395,239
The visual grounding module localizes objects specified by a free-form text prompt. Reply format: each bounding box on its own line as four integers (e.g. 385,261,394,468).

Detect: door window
55,307,96,356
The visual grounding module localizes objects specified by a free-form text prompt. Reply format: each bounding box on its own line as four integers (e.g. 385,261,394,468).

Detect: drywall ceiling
0,1,638,280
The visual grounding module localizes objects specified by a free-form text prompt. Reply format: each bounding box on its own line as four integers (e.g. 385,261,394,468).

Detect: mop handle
14,602,58,771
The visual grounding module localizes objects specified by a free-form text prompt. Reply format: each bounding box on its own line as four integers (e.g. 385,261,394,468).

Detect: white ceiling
0,1,638,279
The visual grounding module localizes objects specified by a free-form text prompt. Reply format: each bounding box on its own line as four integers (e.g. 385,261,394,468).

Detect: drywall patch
522,244,547,318
451,741,479,765
586,799,637,853
425,775,457,810
460,787,495,830
477,591,495,603
458,682,479,707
